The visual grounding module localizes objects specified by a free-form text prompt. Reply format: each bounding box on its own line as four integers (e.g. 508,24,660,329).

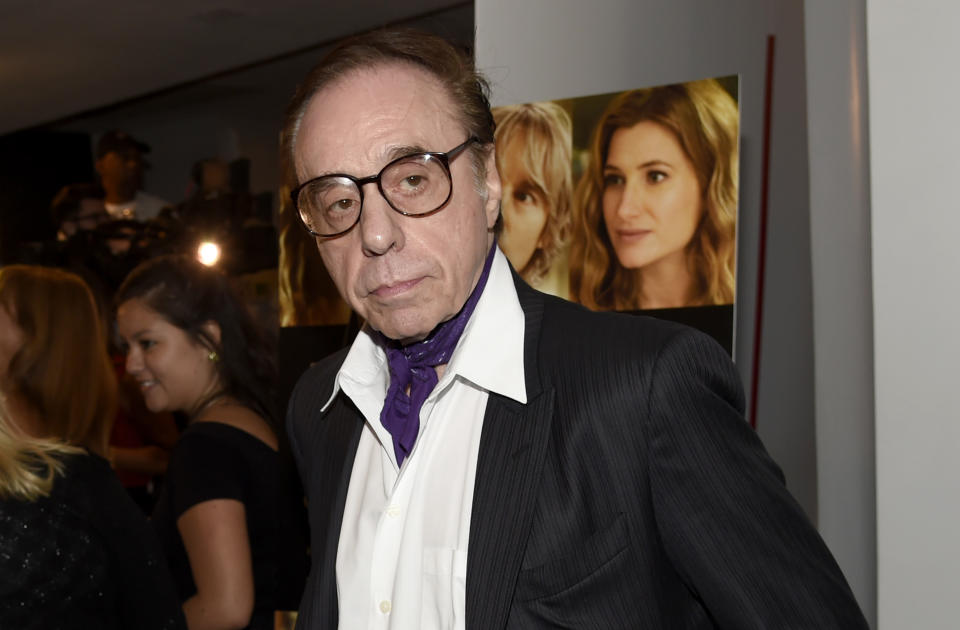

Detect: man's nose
358,188,404,256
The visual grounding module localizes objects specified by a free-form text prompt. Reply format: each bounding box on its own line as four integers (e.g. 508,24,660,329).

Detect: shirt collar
442,247,526,404
320,326,384,413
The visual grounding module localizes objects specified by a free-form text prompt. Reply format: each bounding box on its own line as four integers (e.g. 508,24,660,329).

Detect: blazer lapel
466,274,554,629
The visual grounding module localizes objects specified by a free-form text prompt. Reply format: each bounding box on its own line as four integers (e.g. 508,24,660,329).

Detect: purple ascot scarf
377,243,497,467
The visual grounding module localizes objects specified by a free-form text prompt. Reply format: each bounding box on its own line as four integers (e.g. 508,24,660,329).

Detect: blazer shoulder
287,346,350,421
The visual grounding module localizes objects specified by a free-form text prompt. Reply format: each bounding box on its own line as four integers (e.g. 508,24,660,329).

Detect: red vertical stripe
750,35,776,430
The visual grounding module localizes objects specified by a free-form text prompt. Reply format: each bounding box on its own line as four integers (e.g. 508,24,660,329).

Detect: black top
152,421,301,630
0,452,185,630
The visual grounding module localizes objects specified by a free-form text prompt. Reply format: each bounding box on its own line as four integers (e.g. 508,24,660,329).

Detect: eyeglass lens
299,153,452,236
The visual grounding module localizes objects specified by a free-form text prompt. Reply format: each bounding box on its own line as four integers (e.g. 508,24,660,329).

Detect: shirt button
385,505,401,518
379,600,392,614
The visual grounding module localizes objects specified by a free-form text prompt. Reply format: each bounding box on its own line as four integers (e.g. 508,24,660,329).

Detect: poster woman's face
601,120,703,273
498,134,550,271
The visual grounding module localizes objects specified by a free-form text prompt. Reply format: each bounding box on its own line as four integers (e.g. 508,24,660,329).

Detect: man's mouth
371,277,424,298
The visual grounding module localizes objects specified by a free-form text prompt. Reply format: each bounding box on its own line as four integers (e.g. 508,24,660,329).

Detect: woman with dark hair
115,255,300,630
0,264,184,629
571,79,738,310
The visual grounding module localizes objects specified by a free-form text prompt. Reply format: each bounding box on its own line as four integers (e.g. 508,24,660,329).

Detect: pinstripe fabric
287,347,359,630
287,274,869,629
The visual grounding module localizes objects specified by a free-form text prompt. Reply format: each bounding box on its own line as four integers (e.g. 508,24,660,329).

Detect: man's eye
326,198,357,214
139,339,155,350
403,175,424,188
647,171,668,184
388,172,432,198
397,174,430,194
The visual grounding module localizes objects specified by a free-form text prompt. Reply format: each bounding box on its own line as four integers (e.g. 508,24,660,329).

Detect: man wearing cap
95,130,171,222
283,29,869,629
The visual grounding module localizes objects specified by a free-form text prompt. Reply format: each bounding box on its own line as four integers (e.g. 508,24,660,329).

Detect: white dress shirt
324,248,526,630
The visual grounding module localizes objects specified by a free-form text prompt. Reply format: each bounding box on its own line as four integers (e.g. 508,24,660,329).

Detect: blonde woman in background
493,101,573,298
0,264,184,629
571,79,738,310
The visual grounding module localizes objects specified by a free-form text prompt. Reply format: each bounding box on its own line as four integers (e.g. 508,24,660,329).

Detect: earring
207,350,220,363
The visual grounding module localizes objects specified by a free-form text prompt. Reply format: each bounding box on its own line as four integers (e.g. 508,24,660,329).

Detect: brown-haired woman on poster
0,264,184,629
493,101,573,298
571,79,738,310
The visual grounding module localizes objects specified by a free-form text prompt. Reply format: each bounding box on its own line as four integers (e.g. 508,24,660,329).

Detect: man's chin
370,314,440,346
381,328,433,346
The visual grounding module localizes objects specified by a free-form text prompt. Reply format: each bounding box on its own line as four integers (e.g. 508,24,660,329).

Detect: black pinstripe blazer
286,275,868,629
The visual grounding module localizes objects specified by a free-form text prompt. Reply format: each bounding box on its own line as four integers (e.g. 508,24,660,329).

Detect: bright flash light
197,241,221,266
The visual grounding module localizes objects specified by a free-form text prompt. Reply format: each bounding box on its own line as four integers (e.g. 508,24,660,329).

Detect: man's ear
201,320,222,347
482,145,502,230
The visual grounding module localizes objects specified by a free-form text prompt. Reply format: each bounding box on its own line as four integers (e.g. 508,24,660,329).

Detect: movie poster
494,75,740,354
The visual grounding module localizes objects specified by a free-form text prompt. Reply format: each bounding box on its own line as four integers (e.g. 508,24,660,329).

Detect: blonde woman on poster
571,79,738,311
493,102,573,298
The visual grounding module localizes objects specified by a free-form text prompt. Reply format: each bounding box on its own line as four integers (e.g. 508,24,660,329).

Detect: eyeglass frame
290,136,481,239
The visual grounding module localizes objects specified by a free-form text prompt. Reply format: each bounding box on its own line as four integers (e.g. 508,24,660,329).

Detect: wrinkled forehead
292,63,463,183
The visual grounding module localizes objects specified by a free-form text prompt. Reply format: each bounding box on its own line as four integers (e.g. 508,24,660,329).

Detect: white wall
804,2,876,625
867,2,960,628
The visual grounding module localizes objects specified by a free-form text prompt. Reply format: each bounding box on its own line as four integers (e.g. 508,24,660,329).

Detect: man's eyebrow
384,144,429,162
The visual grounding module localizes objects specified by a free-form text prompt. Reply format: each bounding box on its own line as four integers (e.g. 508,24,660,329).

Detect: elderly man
284,29,868,630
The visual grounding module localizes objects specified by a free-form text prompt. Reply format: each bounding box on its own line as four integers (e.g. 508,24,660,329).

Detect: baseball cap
96,130,151,159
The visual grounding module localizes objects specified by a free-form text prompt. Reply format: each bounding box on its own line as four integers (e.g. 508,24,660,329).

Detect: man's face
293,64,501,344
96,149,144,196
